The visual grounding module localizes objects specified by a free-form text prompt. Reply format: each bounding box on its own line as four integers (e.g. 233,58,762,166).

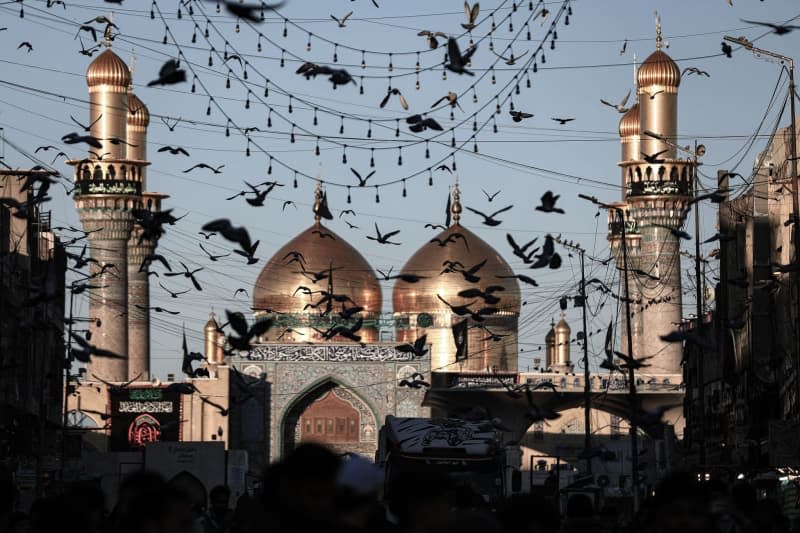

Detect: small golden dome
253,224,382,315
555,316,571,335
127,93,150,127
87,48,131,88
637,50,680,89
619,103,640,138
392,224,520,315
545,327,555,342
204,312,219,332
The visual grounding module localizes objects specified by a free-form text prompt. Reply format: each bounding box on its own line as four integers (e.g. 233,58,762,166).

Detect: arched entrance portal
282,381,378,457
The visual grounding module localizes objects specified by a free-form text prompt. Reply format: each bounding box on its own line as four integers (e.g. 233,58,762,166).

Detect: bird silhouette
496,273,538,286
492,48,530,65
184,163,225,174
455,258,488,283
61,132,102,149
506,234,539,264
551,117,575,125
159,282,190,298
406,114,443,132
741,19,800,35
461,1,480,30
436,295,478,317
17,42,33,53
201,219,259,263
199,243,231,261
641,149,668,164
351,168,375,187
330,11,353,27
535,191,565,214
366,223,401,245
465,205,513,226
531,234,562,269
157,145,190,156
69,114,102,132
221,1,287,22
429,232,469,250
380,88,409,110
653,223,691,240
721,42,733,58
396,334,429,358
509,111,534,122
135,305,180,315
418,30,447,49
600,89,631,113
163,262,203,291
457,285,505,305
70,332,122,363
445,37,478,76
619,39,628,55
147,59,187,86
482,189,500,202
682,67,710,77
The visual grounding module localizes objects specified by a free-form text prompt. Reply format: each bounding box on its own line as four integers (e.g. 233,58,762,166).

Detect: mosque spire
654,11,663,51
313,181,323,225
451,179,462,225
104,13,114,48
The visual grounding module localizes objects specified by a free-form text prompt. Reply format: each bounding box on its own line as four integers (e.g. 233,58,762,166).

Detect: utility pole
556,238,592,475
723,35,800,417
578,195,639,511
691,142,706,468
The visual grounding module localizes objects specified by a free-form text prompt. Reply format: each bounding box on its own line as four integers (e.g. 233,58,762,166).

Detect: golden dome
637,50,680,89
555,316,571,335
253,223,382,315
392,224,520,315
545,326,555,342
127,93,150,127
87,48,131,88
619,103,640,138
204,312,219,332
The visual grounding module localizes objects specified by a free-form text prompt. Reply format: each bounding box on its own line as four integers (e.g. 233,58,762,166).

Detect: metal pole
693,146,706,469
788,63,800,420
579,249,592,475
619,208,639,512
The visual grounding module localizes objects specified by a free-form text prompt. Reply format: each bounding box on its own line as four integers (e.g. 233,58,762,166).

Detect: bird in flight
429,232,469,250
221,1,287,22
351,168,375,187
380,88,409,110
741,19,800,35
506,233,539,264
158,145,190,156
462,1,480,30
17,42,33,53
406,114,443,133
641,149,668,164
682,67,710,78
535,191,565,214
465,205,513,227
331,11,353,27
159,282,190,298
431,92,462,111
70,114,102,132
199,243,231,261
184,163,224,174
366,223,401,245
482,189,500,202
496,273,538,287
164,262,204,291
509,111,534,122
619,39,627,55
551,117,575,125
445,37,478,76
492,49,530,65
645,89,664,100
418,30,447,49
148,59,187,87
600,89,631,113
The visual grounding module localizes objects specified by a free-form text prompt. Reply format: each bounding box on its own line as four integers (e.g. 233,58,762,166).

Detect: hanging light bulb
450,109,454,121
509,20,513,32
526,23,531,40
268,156,273,174
293,171,298,188
565,14,570,25
375,186,380,203
151,1,155,19
493,117,498,134
567,3,572,15
429,169,434,186
235,20,240,33
339,116,344,135
473,118,478,132
280,49,285,68
245,92,250,109
491,14,496,32
163,28,168,45
370,148,375,168
226,120,231,137
206,99,212,116
313,108,318,126
205,21,209,38
451,131,456,148
402,179,407,197
347,186,352,204
416,73,420,91
360,77,364,95
333,44,338,63
224,43,229,61
361,50,366,69
425,140,430,159
257,35,262,52
515,83,521,95
512,2,518,11
496,97,501,115
267,110,272,128
442,68,447,81
246,139,251,157
315,137,320,156
473,141,479,153
264,80,269,98
342,145,348,164
526,74,531,89
397,147,403,166
191,28,197,43
541,52,546,64
473,88,478,104
367,120,372,138
533,61,538,73
283,19,288,38
191,77,196,93
452,155,457,171
551,39,555,50
395,120,400,137
415,52,420,72
288,96,293,114
226,72,231,89
215,0,220,13
290,124,295,143
306,33,312,52
243,64,248,80
491,67,496,85
388,53,393,72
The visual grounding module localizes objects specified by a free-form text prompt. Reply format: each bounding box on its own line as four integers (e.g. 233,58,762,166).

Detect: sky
1,0,799,378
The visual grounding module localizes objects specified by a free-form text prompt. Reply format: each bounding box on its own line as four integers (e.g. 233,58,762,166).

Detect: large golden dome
253,223,382,316
87,48,131,88
392,224,520,316
637,50,680,89
619,103,640,138
127,93,150,127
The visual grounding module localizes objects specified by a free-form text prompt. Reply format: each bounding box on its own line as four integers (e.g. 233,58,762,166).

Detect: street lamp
643,130,707,466
723,35,800,420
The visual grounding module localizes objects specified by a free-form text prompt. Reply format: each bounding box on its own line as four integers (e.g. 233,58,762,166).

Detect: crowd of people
0,443,794,533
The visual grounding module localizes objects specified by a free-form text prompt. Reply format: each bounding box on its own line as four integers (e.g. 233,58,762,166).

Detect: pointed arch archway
280,377,379,458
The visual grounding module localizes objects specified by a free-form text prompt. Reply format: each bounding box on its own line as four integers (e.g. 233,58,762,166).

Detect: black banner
452,318,469,362
109,388,181,451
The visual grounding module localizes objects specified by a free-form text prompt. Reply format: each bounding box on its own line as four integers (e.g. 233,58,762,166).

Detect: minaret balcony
67,159,148,197
620,159,696,199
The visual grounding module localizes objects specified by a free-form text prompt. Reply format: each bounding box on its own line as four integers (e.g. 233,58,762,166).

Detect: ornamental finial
654,11,663,50
313,180,322,224
452,178,462,224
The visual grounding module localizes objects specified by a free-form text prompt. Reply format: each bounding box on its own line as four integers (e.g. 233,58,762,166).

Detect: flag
445,191,452,228
315,191,334,220
452,318,468,362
